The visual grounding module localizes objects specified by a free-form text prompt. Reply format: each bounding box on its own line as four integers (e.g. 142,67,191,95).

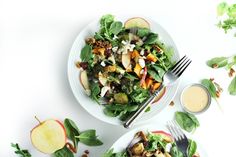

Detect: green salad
76,14,175,121
103,131,200,157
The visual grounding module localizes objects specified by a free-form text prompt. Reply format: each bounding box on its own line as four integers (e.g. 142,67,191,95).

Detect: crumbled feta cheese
151,61,155,65
112,46,118,52
113,35,118,40
100,61,106,67
129,44,135,51
140,49,145,56
121,40,128,45
117,48,123,54
165,143,172,152
100,86,110,97
140,69,144,74
139,58,145,68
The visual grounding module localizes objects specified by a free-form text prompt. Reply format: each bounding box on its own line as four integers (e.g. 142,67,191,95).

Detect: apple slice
122,52,132,71
80,70,89,90
98,72,108,86
31,118,66,154
152,130,173,143
125,17,150,29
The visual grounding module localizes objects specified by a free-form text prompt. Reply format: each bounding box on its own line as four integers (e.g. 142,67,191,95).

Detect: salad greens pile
103,131,199,157
217,2,236,37
77,14,174,121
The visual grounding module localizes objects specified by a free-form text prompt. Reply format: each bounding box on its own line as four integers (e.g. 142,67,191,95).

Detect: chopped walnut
85,37,96,45
212,64,218,69
229,68,235,77
169,101,174,106
94,40,112,49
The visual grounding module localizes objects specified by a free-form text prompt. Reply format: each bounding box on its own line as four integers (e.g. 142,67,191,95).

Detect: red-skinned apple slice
80,70,89,90
31,117,66,154
152,130,173,143
122,52,132,70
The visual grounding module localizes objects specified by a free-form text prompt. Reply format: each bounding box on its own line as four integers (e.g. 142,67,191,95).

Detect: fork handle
123,84,164,128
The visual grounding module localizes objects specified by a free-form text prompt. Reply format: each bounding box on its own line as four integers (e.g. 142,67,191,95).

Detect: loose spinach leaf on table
207,57,228,68
201,79,217,98
175,112,199,132
228,76,236,95
64,118,80,150
76,130,103,146
80,44,92,62
11,143,31,157
53,146,74,157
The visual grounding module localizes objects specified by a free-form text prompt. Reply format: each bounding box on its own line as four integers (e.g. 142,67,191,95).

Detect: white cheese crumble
112,46,118,52
140,49,145,56
151,61,155,65
100,61,106,67
140,69,144,74
138,58,145,68
100,86,110,97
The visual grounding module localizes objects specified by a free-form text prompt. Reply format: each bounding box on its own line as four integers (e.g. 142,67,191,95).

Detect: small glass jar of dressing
180,83,211,114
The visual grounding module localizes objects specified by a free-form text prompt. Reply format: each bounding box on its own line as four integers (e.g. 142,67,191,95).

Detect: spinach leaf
80,44,92,62
109,21,123,35
11,143,31,157
124,73,138,81
90,82,101,103
175,112,199,132
103,108,118,117
217,2,228,16
207,57,228,68
228,76,236,95
188,140,197,157
53,146,74,157
147,69,162,82
102,149,128,157
170,143,184,157
130,85,149,103
77,130,103,146
64,118,80,149
144,33,158,44
137,28,150,37
151,65,166,78
201,79,217,98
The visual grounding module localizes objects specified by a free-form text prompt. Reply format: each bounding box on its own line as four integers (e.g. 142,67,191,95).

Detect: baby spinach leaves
201,79,217,98
144,33,158,45
207,57,228,68
188,139,197,157
76,130,103,146
137,28,150,37
109,21,123,35
80,44,92,62
175,112,199,132
54,118,103,157
90,82,101,103
228,76,236,95
11,143,31,157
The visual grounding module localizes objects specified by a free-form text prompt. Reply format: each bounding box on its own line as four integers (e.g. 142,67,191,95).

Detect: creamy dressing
182,85,209,112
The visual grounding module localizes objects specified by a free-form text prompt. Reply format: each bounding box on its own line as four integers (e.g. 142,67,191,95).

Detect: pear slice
125,17,150,29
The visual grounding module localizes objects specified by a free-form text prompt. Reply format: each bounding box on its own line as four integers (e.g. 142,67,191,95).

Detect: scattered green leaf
53,146,74,157
175,112,199,132
64,118,80,150
76,130,103,146
11,143,31,157
228,76,236,95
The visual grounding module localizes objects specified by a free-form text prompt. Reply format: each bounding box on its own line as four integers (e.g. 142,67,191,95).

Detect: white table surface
1,0,236,156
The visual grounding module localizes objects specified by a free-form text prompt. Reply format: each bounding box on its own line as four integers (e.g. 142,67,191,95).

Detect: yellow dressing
182,85,209,112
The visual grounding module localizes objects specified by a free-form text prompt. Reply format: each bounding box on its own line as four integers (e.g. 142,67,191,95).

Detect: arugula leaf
80,44,92,62
175,112,199,132
11,143,31,157
207,57,228,68
53,146,74,157
228,76,236,95
64,118,80,150
201,79,217,98
147,69,162,82
109,21,123,35
188,140,197,157
137,28,150,37
77,130,103,146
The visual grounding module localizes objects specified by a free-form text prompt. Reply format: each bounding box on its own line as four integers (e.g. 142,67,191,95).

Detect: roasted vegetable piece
131,142,144,155
114,93,129,104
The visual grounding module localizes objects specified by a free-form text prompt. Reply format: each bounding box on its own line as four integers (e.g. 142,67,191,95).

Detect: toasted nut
85,37,96,45
229,68,235,77
169,101,174,106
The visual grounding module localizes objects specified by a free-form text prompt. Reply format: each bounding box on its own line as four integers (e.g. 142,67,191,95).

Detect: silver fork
167,121,189,157
123,56,192,128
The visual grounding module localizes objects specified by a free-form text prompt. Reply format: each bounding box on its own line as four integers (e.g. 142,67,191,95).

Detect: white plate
68,16,180,125
111,124,208,156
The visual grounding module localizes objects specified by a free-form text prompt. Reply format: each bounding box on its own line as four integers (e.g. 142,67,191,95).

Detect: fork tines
171,55,192,77
167,121,187,141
